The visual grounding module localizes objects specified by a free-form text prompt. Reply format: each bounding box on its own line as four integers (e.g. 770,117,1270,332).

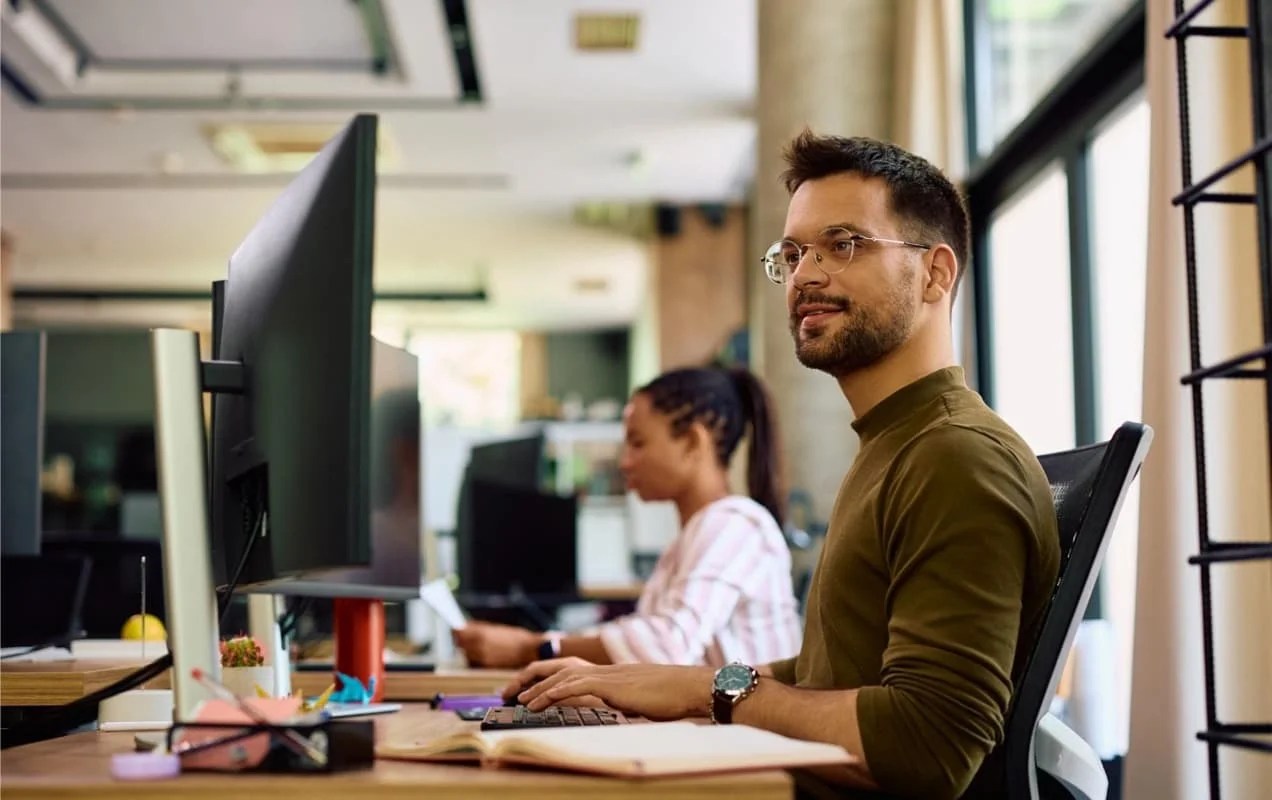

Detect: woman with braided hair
454,366,801,669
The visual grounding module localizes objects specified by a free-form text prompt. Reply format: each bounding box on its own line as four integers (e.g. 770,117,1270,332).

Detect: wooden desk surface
0,660,171,707
0,704,793,800
1,661,514,707
291,668,518,701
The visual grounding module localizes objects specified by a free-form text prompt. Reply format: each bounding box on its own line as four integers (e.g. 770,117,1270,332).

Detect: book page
377,729,488,761
486,721,853,778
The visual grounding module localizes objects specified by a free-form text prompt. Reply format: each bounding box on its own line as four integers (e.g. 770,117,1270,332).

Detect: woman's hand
452,621,541,668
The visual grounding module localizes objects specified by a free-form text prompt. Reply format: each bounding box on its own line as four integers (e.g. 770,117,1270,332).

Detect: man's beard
789,281,916,378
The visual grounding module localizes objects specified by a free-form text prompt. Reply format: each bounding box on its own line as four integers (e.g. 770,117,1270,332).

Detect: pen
189,668,328,767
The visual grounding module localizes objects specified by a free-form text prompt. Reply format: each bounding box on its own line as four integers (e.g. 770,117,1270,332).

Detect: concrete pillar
654,205,747,371
518,332,550,419
750,0,898,524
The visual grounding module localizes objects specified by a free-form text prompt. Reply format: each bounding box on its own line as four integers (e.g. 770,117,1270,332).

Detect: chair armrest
1035,712,1109,800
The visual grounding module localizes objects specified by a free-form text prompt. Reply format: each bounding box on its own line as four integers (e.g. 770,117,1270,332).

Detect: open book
376,720,853,778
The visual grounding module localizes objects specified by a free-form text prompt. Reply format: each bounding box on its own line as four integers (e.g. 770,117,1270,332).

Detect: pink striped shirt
597,496,802,667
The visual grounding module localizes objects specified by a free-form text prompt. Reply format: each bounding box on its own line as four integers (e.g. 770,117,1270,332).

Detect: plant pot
220,665,275,698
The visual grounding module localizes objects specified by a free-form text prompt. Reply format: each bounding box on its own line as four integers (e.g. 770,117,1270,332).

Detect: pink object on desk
110,752,180,781
173,696,302,771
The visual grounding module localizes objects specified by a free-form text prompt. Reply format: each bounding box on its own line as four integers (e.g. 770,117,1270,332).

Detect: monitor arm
200,360,245,395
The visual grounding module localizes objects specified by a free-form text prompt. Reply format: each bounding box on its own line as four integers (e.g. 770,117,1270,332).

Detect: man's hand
507,660,715,721
452,621,540,668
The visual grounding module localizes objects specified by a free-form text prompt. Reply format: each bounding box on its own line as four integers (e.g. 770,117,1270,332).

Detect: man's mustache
790,292,850,316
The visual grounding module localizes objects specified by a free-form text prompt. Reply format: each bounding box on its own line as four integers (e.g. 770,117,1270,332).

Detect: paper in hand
420,578,467,630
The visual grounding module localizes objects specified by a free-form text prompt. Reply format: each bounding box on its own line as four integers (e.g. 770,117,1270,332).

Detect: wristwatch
710,662,759,724
535,633,562,661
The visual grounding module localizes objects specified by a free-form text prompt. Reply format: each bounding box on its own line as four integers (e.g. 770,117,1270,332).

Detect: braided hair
635,367,785,525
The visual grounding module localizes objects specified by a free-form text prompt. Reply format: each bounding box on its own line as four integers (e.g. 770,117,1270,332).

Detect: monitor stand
154,328,302,712
150,328,221,719
247,594,292,697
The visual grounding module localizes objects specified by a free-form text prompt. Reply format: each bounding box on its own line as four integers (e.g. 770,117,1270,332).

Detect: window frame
963,2,1147,618
964,1,1145,439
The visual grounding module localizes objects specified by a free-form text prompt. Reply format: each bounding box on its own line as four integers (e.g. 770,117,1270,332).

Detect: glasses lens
819,230,856,267
763,241,794,283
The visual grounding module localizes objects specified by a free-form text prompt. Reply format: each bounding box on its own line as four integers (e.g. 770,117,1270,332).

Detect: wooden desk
0,704,793,800
0,660,170,707
577,582,645,602
292,668,517,701
1,661,513,707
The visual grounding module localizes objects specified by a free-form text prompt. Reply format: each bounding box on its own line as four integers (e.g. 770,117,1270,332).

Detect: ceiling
0,0,757,331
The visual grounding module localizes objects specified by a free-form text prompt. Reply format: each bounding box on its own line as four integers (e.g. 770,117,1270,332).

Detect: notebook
376,720,853,778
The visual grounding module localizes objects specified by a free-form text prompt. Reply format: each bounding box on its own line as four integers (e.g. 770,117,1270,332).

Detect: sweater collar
850,366,966,443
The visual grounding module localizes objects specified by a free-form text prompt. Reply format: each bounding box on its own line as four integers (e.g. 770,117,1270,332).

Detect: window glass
975,0,1139,152
988,163,1076,454
1088,94,1150,755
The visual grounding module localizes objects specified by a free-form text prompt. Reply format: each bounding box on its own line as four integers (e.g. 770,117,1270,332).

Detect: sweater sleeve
855,425,1043,800
768,657,798,685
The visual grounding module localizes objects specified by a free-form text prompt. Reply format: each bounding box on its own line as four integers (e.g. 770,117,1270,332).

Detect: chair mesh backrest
1038,444,1107,573
973,422,1149,799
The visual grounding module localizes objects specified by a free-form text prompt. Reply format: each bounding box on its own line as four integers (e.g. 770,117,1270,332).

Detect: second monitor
466,480,577,601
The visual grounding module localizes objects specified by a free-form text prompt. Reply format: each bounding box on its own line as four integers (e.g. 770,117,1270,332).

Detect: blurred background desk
0,660,515,706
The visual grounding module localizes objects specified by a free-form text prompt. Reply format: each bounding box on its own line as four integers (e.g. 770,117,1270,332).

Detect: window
1090,97,1149,444
972,0,1141,153
988,164,1076,454
407,331,521,429
965,0,1147,758
1088,94,1149,755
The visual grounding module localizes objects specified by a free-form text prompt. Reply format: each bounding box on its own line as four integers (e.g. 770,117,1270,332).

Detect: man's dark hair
781,130,970,298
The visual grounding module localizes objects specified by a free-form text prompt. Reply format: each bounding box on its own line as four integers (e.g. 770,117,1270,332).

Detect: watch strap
711,689,735,724
536,634,561,661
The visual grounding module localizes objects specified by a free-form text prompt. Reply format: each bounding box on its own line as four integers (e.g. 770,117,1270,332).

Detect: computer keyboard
480,705,628,730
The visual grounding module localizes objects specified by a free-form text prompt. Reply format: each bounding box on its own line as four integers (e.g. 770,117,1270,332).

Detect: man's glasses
761,227,930,285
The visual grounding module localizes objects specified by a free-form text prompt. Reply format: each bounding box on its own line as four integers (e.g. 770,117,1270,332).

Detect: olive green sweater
771,367,1060,799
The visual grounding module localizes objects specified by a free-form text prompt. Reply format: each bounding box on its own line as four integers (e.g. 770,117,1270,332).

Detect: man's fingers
503,658,572,701
517,665,578,706
526,675,594,711
551,694,606,709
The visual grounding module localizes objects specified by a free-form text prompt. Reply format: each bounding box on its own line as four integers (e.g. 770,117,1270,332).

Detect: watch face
715,664,753,693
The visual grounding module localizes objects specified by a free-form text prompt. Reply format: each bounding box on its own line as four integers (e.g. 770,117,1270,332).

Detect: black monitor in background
467,434,545,488
1,330,46,556
454,433,544,593
0,554,90,649
41,537,164,639
208,113,382,593
465,480,577,599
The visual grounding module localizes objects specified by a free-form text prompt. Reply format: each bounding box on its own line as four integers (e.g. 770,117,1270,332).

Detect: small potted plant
219,635,273,697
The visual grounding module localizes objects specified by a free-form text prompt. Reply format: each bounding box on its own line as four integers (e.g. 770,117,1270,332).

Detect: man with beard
502,132,1061,800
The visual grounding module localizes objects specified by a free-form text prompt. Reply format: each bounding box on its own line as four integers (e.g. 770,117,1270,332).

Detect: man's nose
791,250,829,289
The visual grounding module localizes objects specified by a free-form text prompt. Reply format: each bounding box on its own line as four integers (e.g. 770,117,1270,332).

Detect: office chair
974,422,1153,800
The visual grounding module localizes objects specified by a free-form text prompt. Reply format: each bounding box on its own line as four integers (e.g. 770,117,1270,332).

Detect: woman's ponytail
729,368,785,526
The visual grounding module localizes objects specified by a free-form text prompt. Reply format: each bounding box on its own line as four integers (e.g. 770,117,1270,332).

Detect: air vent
574,13,639,51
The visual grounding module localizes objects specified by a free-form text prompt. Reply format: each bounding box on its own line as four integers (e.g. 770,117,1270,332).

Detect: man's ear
923,244,958,304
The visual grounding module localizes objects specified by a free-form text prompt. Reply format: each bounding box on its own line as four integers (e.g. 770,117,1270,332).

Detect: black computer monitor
41,536,165,639
0,554,90,649
1,330,46,557
467,480,578,599
208,113,383,592
454,433,544,592
240,339,423,600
